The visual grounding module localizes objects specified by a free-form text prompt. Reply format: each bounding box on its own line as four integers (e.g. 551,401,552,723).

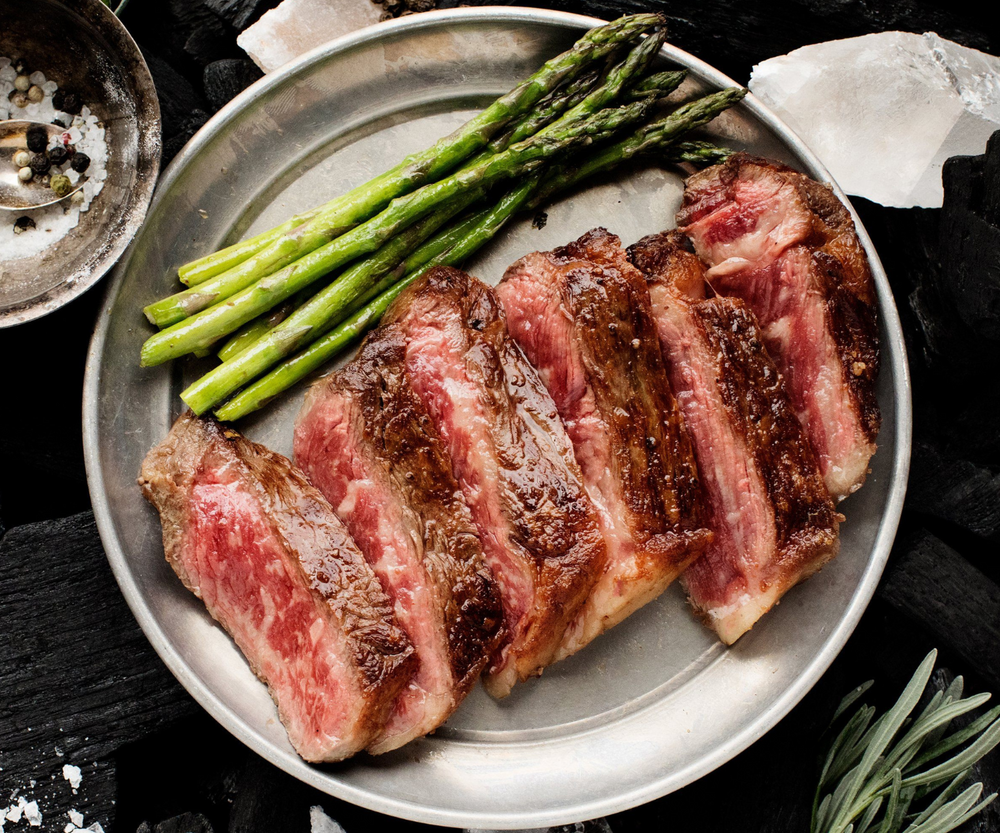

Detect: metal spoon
0,119,85,211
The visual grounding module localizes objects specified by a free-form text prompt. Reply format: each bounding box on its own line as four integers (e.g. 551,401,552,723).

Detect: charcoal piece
184,24,234,67
980,130,1000,227
939,146,1000,341
908,441,1000,539
202,59,262,111
204,0,275,30
163,110,210,164
154,812,214,833
0,513,197,828
880,531,1000,691
140,48,209,139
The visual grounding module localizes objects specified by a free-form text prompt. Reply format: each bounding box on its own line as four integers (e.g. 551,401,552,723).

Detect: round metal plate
0,0,160,327
83,9,911,829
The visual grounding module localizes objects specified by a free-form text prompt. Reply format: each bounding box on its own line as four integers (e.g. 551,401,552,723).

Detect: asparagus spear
527,87,746,207
214,180,539,422
664,140,735,166
212,95,747,420
154,13,662,306
141,97,654,368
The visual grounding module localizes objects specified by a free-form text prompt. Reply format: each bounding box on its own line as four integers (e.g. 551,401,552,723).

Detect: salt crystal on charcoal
237,0,383,73
61,764,82,790
309,806,346,833
750,32,1000,208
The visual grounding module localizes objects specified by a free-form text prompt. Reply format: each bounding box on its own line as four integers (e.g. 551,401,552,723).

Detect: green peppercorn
50,173,73,198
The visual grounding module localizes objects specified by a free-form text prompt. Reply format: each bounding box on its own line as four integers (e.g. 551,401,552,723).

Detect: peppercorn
51,118,67,129
60,92,82,116
26,124,48,153
10,91,28,108
70,152,90,173
13,216,36,234
50,173,73,198
13,150,31,168
71,190,85,205
14,74,30,92
51,89,66,111
17,167,33,182
27,85,44,103
29,153,50,176
48,145,69,166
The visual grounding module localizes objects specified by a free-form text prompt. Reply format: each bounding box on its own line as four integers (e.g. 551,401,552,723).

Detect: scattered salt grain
68,810,84,827
309,806,347,833
62,765,82,791
22,801,41,828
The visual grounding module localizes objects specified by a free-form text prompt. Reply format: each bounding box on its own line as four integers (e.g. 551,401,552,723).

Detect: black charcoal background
2,1,1000,831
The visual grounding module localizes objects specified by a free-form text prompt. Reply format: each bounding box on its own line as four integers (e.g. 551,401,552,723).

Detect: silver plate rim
83,7,912,828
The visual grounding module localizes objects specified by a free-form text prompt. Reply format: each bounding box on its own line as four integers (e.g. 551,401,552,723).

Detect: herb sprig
812,650,1000,833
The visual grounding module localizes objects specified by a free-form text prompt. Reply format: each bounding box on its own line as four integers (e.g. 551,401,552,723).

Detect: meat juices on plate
139,413,416,762
497,229,712,659
679,153,880,499
295,325,504,751
628,231,840,643
384,267,607,698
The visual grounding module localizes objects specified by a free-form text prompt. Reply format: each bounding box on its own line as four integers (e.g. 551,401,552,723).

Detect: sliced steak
384,267,607,697
497,229,712,658
678,153,880,499
139,413,415,762
629,231,840,643
294,325,504,751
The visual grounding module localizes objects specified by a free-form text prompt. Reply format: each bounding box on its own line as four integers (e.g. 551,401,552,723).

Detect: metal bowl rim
83,7,912,827
0,0,161,327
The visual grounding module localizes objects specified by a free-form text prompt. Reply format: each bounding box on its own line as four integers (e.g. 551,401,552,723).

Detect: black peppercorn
51,89,66,111
29,152,50,176
51,118,67,129
26,124,49,153
13,216,36,234
48,145,69,166
60,92,82,116
70,152,90,173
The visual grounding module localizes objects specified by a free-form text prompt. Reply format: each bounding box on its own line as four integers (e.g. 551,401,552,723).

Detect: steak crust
295,325,504,750
384,267,607,697
139,412,415,762
629,231,840,642
678,153,880,498
497,228,712,657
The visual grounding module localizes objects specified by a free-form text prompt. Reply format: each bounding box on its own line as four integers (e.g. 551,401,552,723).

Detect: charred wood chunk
907,441,1000,539
204,0,275,31
939,134,1000,341
880,531,1000,691
203,59,263,111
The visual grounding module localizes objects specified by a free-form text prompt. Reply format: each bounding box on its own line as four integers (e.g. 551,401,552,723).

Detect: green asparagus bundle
139,12,749,420
158,13,663,303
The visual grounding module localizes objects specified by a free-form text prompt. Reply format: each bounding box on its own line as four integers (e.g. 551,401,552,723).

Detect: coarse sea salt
0,54,109,265
61,765,82,791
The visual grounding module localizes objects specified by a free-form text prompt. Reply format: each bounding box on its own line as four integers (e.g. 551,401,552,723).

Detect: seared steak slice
678,153,880,499
139,413,415,762
384,267,607,697
629,231,840,643
294,325,504,751
497,229,712,658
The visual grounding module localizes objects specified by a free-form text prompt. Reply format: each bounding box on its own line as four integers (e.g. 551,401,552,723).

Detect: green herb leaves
812,650,1000,833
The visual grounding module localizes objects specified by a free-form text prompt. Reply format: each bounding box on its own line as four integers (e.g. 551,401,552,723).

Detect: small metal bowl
0,0,160,327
